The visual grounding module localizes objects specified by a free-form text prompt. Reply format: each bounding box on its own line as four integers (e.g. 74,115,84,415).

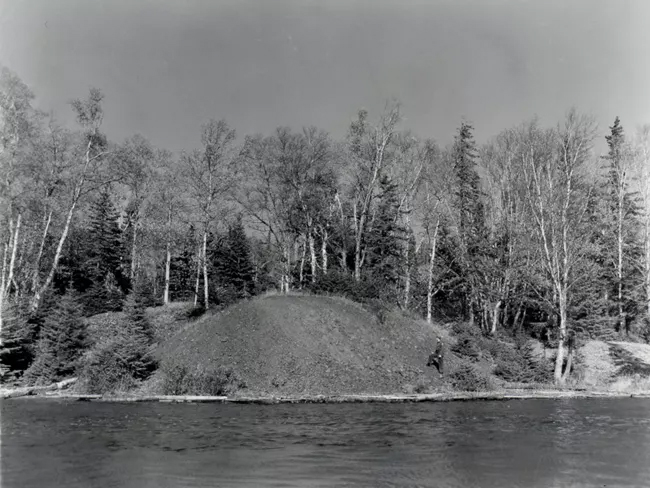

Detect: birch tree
182,119,237,308
0,66,40,328
347,103,401,281
152,149,182,305
30,89,109,313
520,111,596,384
634,126,650,319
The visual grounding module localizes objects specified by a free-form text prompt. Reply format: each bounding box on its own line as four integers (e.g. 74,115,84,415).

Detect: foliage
447,363,494,391
122,281,154,341
161,361,245,396
78,335,156,393
23,291,87,385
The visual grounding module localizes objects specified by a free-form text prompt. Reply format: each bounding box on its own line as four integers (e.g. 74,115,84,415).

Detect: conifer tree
224,217,255,296
210,217,256,300
365,175,407,294
82,188,128,313
604,117,641,334
23,291,86,384
452,122,487,324
85,188,128,288
170,225,197,302
123,279,153,341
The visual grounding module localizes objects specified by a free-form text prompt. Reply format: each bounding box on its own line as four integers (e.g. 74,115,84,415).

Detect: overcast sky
1,0,649,152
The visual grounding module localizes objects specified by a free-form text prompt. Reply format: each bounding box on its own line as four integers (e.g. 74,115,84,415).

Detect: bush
451,333,481,361
306,269,379,304
185,304,206,320
493,341,553,384
161,361,245,396
79,335,157,394
448,363,493,391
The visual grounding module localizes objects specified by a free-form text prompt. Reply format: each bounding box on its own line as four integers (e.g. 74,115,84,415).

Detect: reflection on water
2,398,650,487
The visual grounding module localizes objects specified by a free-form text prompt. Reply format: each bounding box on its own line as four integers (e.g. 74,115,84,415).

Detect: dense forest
2,64,650,388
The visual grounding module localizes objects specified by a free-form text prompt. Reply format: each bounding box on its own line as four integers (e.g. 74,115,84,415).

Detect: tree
239,127,333,292
123,281,153,341
602,117,641,333
114,135,156,283
634,126,650,321
169,225,197,302
417,141,456,323
23,290,86,385
520,111,596,384
210,216,255,299
347,103,401,281
182,119,237,308
364,175,407,298
451,122,490,328
0,66,41,329
151,149,184,305
31,88,109,313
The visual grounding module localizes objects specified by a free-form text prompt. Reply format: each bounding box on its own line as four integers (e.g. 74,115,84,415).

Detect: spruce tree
82,188,128,314
123,280,153,341
451,122,487,324
23,291,86,385
85,188,127,287
210,217,256,300
604,117,642,334
453,122,485,251
365,175,407,293
170,225,197,301
224,217,255,296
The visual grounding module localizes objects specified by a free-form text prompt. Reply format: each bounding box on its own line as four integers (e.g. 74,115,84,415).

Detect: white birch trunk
131,220,138,283
163,207,172,305
320,228,328,276
31,209,52,293
426,219,440,324
194,242,201,307
308,232,317,283
202,229,209,308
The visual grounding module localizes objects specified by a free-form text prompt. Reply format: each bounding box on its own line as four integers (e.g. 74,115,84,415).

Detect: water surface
2,397,650,487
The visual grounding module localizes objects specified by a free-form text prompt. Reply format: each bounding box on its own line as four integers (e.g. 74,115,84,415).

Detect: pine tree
24,291,86,385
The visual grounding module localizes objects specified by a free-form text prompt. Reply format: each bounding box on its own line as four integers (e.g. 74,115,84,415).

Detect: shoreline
4,389,650,403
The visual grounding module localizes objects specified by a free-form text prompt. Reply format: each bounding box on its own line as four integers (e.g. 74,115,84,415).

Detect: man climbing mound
427,337,444,376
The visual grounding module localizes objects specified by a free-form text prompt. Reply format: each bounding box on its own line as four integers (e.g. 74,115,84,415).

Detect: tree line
2,65,650,385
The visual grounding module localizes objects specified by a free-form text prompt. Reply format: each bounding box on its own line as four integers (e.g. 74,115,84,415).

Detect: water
2,398,650,488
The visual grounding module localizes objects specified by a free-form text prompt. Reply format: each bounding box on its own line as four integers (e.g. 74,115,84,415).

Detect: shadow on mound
608,343,650,377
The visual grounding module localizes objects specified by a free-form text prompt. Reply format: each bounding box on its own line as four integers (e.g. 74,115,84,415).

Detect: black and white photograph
2,1,650,486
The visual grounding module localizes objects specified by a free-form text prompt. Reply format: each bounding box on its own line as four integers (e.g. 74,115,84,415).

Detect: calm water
2,398,650,488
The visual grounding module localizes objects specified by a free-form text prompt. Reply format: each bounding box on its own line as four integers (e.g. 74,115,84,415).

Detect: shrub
185,304,206,320
0,302,34,380
451,333,481,361
448,364,493,391
161,361,245,396
79,335,157,394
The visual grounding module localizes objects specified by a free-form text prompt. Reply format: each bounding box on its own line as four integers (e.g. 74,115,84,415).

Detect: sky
1,0,649,153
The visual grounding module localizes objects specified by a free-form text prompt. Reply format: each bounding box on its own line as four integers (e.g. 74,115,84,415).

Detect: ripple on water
2,398,650,488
